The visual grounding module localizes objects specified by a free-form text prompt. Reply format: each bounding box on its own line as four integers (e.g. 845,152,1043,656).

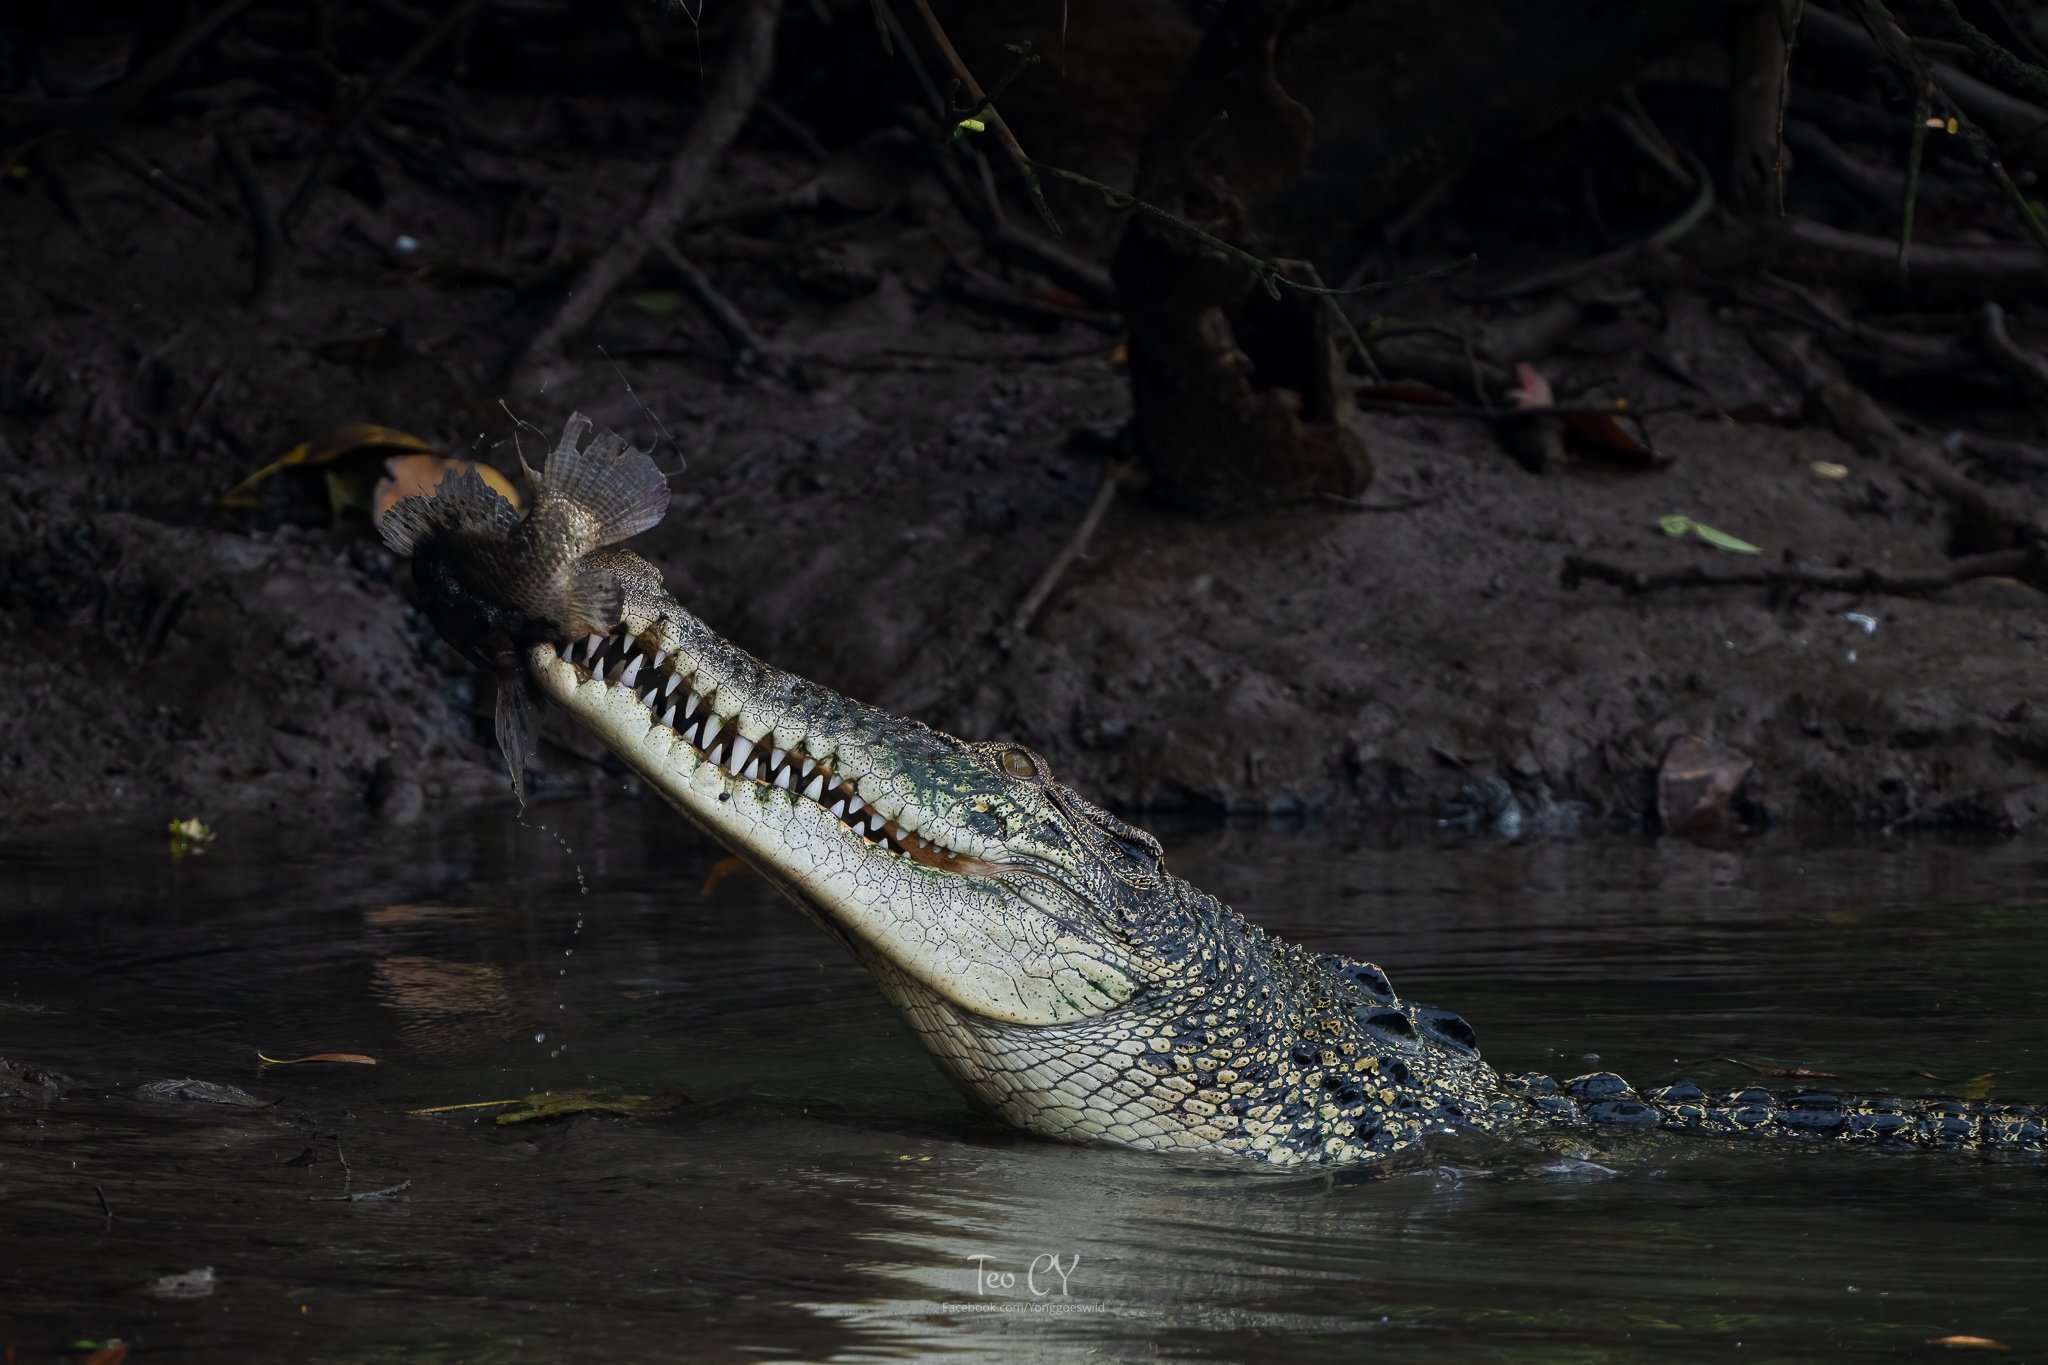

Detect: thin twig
1563,548,2035,596
1482,147,1715,301
80,135,223,223
505,0,783,384
1036,159,1474,299
94,1184,115,1221
1980,301,2048,398
904,0,1059,234
282,0,490,230
650,239,802,386
1901,75,1932,282
1013,461,1132,635
215,132,278,301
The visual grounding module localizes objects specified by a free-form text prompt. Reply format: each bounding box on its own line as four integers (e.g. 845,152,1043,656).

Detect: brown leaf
1719,1056,1839,1079
1507,362,1554,410
220,423,439,509
82,1344,130,1365
256,1052,379,1066
699,856,753,897
1358,379,1457,407
1658,736,1753,837
1928,1337,2009,1351
1561,409,1648,458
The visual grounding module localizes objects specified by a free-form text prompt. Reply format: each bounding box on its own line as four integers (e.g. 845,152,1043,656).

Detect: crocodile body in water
382,416,2045,1167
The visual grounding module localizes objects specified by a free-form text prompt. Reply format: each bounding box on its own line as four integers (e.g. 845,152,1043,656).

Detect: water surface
3,803,2044,1362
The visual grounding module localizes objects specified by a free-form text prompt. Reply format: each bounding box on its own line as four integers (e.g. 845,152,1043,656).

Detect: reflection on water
2,803,2045,1363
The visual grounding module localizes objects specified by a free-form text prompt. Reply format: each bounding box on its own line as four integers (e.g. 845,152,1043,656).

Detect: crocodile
383,415,2046,1167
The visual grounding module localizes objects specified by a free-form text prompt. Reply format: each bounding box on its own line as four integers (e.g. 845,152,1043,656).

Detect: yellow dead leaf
256,1052,379,1066
1811,461,1849,480
1928,1336,2009,1351
220,423,439,509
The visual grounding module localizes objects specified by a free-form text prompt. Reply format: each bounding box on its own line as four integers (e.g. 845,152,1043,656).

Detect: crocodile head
533,548,1157,1029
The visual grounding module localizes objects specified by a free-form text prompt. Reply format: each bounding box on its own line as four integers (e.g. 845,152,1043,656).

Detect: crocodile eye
1001,749,1038,779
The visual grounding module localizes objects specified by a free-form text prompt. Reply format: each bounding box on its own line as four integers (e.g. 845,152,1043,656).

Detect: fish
379,413,670,802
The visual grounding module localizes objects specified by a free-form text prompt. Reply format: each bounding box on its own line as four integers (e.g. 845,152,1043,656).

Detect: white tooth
707,742,727,768
620,656,642,687
584,634,603,660
660,704,676,727
830,800,847,819
683,691,702,720
802,773,825,801
651,650,667,669
769,748,786,771
663,674,680,697
800,756,817,778
846,793,865,815
696,719,718,750
592,658,607,681
729,736,755,773
774,766,792,790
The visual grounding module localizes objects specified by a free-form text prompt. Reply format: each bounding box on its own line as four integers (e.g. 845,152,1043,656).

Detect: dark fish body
379,413,670,797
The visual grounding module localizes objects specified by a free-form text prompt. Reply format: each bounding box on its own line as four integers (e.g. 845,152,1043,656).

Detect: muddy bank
3,20,2045,838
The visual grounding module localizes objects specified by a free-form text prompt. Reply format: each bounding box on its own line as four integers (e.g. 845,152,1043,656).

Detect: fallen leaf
1561,409,1648,459
1928,1337,2009,1351
407,1098,521,1116
81,1344,130,1365
1358,379,1457,407
168,816,214,857
372,455,520,529
700,856,753,897
220,423,438,509
257,1052,379,1066
1658,515,1762,555
1719,1056,1838,1080
1659,736,1754,837
630,290,684,314
1507,362,1554,410
493,1090,687,1125
1810,460,1849,480
1956,1072,1998,1101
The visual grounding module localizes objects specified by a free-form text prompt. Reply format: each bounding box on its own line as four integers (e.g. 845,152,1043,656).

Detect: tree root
651,239,802,387
1563,548,2036,597
1012,460,1134,636
503,0,783,387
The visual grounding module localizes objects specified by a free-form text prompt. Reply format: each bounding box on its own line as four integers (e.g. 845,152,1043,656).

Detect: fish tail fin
541,411,670,547
494,679,537,808
379,465,520,557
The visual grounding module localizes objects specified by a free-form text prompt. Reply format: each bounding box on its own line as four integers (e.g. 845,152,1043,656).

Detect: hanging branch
904,0,1060,234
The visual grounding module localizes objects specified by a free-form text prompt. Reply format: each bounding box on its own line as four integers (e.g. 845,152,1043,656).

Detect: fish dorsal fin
379,465,520,556
543,411,671,547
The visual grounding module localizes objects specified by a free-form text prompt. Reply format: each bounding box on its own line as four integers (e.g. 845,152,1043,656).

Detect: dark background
3,0,2046,837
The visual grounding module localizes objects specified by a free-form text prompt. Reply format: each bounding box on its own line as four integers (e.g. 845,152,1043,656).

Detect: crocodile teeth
845,793,865,816
830,800,847,818
663,674,680,698
583,634,603,661
682,691,701,720
802,773,825,801
651,649,666,669
728,736,755,774
769,747,786,772
691,718,715,749
706,742,727,768
800,756,817,779
660,704,677,727
591,657,607,682
620,655,642,687
773,766,792,790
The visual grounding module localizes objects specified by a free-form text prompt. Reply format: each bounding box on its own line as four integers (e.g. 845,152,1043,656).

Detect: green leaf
1691,523,1763,554
629,291,684,315
494,1089,687,1125
954,117,987,136
1657,514,1762,554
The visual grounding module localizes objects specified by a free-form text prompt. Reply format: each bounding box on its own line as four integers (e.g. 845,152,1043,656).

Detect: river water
3,802,2044,1362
